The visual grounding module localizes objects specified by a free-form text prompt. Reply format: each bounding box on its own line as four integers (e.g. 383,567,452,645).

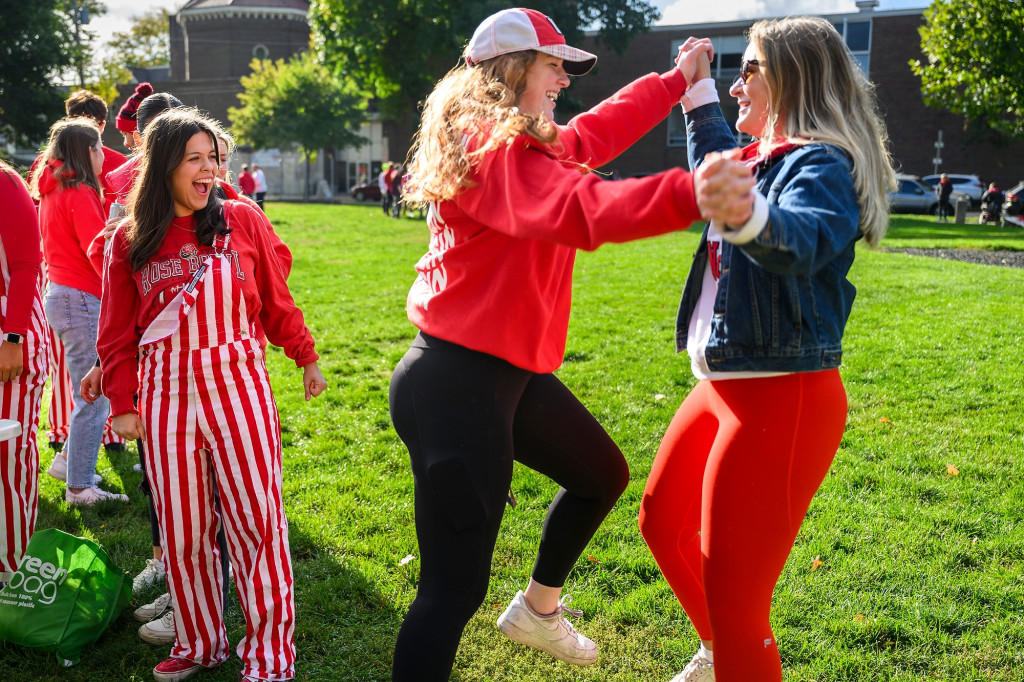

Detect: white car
889,175,938,214
921,173,985,208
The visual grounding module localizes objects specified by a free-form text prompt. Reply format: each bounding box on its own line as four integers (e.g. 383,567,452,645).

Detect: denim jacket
676,102,863,373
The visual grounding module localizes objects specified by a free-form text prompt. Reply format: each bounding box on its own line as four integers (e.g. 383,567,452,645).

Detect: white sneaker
496,590,597,666
46,453,102,485
134,592,171,621
133,558,167,594
65,485,128,506
670,648,715,682
139,609,176,645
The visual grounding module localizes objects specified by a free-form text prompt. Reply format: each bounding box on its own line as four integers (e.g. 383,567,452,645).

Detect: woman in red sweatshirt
0,160,49,585
30,118,125,507
97,108,325,682
388,8,755,681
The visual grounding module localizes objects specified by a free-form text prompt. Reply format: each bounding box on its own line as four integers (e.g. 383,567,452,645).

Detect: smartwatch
3,332,23,344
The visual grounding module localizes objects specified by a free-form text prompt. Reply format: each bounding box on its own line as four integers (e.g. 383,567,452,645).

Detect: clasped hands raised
676,37,758,228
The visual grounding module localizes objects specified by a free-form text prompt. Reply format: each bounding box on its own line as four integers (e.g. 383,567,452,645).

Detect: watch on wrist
3,332,23,344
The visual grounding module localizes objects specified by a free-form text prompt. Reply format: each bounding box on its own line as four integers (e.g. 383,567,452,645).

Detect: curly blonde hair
404,50,560,204
750,17,896,246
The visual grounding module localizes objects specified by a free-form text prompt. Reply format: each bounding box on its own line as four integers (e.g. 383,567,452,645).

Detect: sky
88,0,931,53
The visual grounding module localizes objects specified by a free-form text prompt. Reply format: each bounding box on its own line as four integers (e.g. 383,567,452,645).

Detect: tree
229,53,369,200
0,0,75,146
309,0,660,155
90,9,171,103
910,0,1024,141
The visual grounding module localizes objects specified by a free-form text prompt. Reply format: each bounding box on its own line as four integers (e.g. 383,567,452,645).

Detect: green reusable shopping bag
0,528,131,666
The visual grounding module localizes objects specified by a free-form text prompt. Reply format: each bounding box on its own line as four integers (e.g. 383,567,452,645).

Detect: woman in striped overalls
0,160,49,586
97,108,325,682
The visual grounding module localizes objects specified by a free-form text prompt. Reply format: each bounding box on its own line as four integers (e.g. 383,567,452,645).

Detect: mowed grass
2,207,1024,681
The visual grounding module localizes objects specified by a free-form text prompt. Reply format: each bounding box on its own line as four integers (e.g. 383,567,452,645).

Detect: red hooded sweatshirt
36,160,105,298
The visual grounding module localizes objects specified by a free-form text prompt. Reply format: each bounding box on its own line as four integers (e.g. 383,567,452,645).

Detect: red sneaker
153,657,201,681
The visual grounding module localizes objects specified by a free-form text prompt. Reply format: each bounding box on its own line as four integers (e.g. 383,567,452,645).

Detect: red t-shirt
238,171,256,195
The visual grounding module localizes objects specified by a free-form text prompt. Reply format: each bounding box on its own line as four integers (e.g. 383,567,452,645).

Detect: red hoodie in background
36,161,106,299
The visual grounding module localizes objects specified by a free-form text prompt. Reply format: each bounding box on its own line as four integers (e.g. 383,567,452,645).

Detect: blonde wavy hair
749,16,896,246
404,50,559,204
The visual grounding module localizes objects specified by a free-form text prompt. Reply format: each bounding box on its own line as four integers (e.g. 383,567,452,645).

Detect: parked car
1001,181,1024,228
888,174,938,214
350,182,382,202
921,173,984,207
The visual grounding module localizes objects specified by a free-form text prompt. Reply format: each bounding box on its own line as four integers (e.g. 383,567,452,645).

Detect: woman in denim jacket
638,17,896,682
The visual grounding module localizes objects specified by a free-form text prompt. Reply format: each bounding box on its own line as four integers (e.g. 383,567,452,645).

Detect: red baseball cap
465,8,597,76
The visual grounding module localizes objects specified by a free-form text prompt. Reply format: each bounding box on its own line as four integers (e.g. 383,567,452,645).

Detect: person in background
43,89,127,483
66,89,127,218
238,164,256,200
388,8,753,680
390,164,404,218
0,160,49,586
935,172,953,222
98,108,325,682
638,18,896,682
378,162,391,215
115,82,155,151
30,118,128,507
252,162,267,209
106,92,185,212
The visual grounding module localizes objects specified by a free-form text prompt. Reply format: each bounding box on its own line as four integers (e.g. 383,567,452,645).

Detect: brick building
572,4,1024,188
106,0,391,198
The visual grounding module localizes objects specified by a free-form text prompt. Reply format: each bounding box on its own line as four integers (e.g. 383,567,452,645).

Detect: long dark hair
125,108,225,272
29,118,102,199
136,92,183,134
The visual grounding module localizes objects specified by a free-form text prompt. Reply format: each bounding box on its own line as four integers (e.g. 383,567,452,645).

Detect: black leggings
389,333,629,681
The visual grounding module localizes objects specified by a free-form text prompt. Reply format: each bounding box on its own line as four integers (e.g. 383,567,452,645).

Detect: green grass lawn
3,208,1024,681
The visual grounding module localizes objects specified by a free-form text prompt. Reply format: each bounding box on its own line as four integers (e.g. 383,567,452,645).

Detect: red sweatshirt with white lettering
407,68,703,373
98,199,317,416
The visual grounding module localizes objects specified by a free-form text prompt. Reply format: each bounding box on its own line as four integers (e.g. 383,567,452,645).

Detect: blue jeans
43,283,109,488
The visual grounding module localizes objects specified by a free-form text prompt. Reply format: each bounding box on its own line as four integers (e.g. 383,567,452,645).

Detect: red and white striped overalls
139,233,295,680
0,276,48,580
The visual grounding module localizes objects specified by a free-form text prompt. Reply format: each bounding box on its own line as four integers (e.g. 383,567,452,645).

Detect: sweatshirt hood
36,160,63,197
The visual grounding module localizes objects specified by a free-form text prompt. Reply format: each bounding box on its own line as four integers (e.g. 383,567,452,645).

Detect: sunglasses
736,59,763,85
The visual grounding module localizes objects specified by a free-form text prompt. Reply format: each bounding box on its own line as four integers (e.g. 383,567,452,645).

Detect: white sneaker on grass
46,453,102,485
65,486,128,506
133,558,167,593
139,609,176,645
134,592,171,622
496,590,597,666
670,647,715,682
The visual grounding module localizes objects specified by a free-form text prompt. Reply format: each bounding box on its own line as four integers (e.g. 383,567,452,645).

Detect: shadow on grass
0,497,401,681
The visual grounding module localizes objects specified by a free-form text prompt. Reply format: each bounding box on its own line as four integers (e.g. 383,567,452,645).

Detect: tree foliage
90,9,171,103
0,0,77,145
309,0,660,125
911,0,1024,140
229,53,369,198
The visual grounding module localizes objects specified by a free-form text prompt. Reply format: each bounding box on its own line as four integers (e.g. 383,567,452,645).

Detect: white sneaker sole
139,623,176,645
496,616,598,666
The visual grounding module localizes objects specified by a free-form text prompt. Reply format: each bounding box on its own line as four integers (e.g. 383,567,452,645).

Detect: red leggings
639,370,847,682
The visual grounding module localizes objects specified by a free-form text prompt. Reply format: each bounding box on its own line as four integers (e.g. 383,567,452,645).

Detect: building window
667,35,747,148
253,44,269,61
830,18,872,75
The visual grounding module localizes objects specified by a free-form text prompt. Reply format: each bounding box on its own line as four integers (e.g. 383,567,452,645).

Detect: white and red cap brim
465,7,597,76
